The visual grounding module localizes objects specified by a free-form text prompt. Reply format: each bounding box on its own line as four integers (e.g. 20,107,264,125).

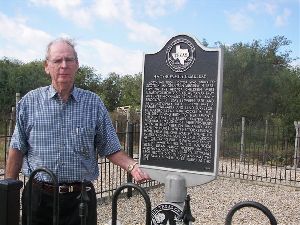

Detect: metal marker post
164,174,187,207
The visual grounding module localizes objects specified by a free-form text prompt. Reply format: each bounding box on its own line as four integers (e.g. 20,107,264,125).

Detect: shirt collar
48,85,80,102
71,86,80,102
48,85,57,99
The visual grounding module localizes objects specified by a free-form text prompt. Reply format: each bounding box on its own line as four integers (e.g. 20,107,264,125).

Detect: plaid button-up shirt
10,85,121,182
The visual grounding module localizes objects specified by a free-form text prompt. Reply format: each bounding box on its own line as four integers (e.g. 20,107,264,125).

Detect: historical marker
139,34,223,186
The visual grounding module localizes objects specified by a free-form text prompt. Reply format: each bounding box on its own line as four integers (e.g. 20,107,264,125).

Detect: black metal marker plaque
140,34,223,180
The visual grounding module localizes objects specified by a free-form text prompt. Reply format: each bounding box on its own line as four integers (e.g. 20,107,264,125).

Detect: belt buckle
59,185,73,194
85,186,91,192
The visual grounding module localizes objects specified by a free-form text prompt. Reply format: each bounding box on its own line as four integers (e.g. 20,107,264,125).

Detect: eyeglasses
47,57,77,66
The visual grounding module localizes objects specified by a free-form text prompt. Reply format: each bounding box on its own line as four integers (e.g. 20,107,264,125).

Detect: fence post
221,116,223,128
16,92,20,104
293,121,300,168
6,107,16,151
240,117,245,161
5,93,20,160
125,107,131,151
126,123,134,198
115,120,118,132
263,119,268,164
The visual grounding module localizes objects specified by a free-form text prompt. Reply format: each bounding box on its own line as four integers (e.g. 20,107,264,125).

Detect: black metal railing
219,120,299,185
1,119,300,194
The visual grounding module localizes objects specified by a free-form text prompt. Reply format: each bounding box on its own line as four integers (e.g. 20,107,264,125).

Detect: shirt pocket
72,127,95,159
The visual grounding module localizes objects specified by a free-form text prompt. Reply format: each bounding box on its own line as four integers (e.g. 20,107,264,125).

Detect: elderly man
5,38,150,225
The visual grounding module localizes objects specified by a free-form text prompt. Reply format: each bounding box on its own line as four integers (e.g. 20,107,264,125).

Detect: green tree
119,73,142,108
99,72,122,111
75,65,102,93
14,60,50,95
273,66,300,126
0,58,23,116
0,58,102,118
222,36,294,123
1,35,298,124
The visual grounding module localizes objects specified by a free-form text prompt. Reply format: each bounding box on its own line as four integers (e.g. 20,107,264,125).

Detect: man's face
45,42,79,86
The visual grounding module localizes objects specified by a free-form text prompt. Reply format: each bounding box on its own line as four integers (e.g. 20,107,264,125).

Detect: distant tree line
0,58,142,117
0,35,299,127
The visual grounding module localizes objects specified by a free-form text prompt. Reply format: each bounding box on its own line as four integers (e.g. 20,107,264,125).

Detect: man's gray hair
45,37,78,60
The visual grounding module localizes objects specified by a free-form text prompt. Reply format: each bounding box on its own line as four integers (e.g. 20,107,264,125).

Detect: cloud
241,0,293,28
0,7,148,76
263,2,278,15
125,19,168,46
94,0,170,48
0,10,144,76
226,11,254,32
78,39,144,76
247,1,278,15
0,12,53,61
275,8,291,27
92,0,125,21
29,0,171,48
93,0,169,47
144,0,186,17
29,0,93,27
0,9,144,76
30,0,81,7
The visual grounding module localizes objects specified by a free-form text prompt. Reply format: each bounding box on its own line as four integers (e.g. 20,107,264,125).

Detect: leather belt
32,179,93,194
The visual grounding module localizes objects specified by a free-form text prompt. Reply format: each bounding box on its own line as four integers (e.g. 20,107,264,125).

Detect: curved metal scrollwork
27,167,59,225
111,182,151,225
225,201,277,225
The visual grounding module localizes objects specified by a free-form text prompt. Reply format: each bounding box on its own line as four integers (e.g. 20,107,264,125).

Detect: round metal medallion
166,38,196,73
151,202,183,225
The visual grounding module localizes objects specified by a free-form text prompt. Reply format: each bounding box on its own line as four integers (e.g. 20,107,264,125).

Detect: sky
0,0,299,77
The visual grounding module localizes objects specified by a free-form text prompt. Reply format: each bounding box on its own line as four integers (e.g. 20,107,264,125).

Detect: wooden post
221,116,223,128
114,120,118,132
6,93,20,154
6,108,16,151
16,93,20,104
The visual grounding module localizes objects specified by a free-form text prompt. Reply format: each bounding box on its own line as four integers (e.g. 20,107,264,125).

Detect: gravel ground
97,177,300,225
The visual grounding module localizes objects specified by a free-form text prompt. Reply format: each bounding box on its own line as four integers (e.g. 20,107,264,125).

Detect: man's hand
107,150,151,183
130,164,151,183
